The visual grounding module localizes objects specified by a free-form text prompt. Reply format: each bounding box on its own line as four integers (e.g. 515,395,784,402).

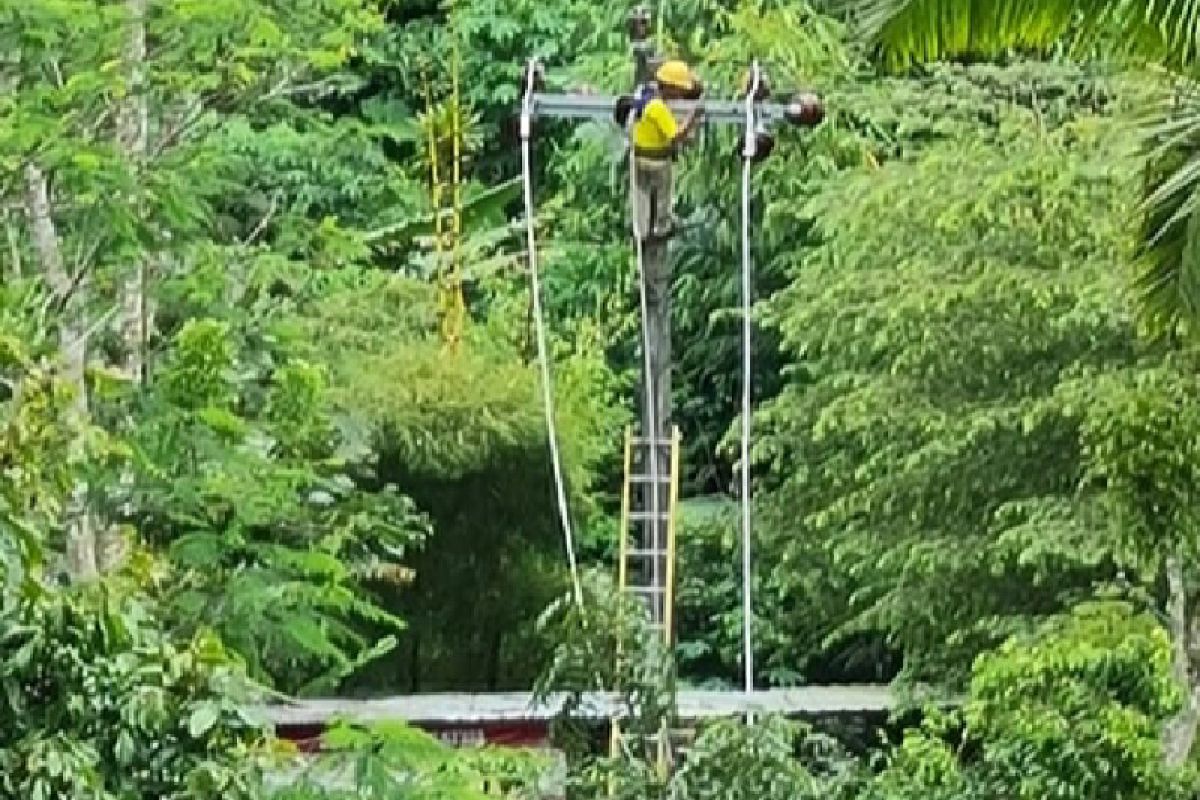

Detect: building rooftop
262,685,903,727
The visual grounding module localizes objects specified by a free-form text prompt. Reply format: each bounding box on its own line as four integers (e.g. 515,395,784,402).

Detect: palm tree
842,0,1200,340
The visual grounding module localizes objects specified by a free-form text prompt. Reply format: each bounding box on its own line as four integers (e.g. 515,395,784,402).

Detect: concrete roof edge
259,685,920,727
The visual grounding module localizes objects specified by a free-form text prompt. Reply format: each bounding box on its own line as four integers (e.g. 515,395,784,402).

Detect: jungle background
6,0,1200,797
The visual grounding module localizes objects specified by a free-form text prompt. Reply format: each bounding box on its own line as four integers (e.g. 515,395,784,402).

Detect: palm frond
838,0,1200,71
833,0,1200,339
1135,83,1200,340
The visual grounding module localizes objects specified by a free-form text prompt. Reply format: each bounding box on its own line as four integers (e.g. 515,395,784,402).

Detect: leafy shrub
871,602,1195,800
0,587,265,800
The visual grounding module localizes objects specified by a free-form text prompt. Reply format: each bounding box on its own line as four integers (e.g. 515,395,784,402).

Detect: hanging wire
520,64,585,609
739,60,761,721
520,62,636,763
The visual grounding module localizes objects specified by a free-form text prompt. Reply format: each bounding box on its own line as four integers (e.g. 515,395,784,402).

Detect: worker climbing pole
519,1,824,777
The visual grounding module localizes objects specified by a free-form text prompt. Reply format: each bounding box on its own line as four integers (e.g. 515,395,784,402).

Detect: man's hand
682,103,704,139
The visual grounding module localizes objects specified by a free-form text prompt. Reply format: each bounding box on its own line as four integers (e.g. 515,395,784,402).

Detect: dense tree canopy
8,0,1200,797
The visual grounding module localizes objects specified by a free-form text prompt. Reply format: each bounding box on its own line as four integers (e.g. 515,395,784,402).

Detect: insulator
734,126,775,163
785,92,824,127
739,69,771,102
753,129,775,162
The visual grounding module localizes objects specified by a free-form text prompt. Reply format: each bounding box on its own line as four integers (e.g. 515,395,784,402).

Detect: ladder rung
630,436,674,446
629,475,672,484
629,511,671,521
627,586,665,594
625,549,666,558
611,733,688,743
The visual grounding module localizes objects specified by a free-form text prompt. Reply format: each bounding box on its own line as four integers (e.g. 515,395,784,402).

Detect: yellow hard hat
655,60,695,91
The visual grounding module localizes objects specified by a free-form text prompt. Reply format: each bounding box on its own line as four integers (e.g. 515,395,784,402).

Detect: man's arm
647,100,700,152
678,76,705,140
678,104,703,140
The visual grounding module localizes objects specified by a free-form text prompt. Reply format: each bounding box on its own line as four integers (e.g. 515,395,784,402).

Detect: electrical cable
520,64,638,762
520,64,585,610
739,61,761,720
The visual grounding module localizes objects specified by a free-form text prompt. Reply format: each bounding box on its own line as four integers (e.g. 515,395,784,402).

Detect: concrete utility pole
626,5,673,480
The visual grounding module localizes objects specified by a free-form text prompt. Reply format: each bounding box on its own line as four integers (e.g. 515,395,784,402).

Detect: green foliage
267,720,545,799
754,84,1142,685
845,0,1200,342
15,0,1200,796
129,317,429,695
672,497,882,687
870,602,1193,800
337,342,548,478
965,602,1182,798
363,0,631,182
0,586,265,800
535,570,676,756
0,337,81,584
287,266,626,494
280,264,626,692
1,0,386,304
670,716,861,800
158,319,239,410
1076,360,1200,565
210,113,425,251
847,0,1200,71
673,499,745,686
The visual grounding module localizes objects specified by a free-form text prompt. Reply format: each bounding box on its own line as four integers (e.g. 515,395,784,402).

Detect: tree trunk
103,0,150,575
117,0,148,385
4,211,21,279
1163,555,1198,765
23,163,98,583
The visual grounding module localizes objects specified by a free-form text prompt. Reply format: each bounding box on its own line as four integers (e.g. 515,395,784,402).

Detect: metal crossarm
530,92,806,127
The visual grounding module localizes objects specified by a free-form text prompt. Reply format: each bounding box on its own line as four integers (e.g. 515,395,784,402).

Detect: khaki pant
632,155,673,239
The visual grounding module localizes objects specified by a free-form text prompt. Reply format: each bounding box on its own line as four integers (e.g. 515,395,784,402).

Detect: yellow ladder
609,425,682,778
421,2,467,353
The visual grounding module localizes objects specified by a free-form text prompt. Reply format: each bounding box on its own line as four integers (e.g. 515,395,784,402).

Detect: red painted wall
275,720,552,751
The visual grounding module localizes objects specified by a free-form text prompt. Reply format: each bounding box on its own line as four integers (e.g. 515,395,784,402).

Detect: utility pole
626,7,673,577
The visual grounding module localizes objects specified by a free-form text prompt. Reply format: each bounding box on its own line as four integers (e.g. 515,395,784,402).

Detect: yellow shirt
632,97,678,155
